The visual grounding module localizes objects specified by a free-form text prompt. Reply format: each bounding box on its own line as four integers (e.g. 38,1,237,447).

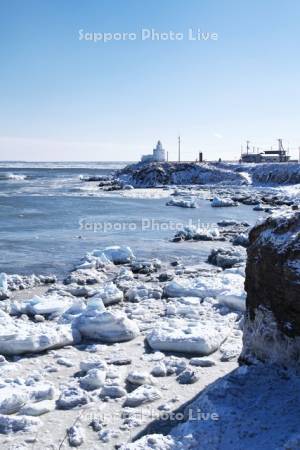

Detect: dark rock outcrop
117,162,248,187
240,211,300,364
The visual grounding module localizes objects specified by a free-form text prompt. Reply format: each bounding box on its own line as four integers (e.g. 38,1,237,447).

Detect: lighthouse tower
141,140,166,163
152,141,166,162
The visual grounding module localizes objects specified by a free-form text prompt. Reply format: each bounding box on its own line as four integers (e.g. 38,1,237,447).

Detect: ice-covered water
0,162,262,276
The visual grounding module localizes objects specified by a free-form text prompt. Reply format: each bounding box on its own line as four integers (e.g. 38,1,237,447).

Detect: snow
122,364,300,450
252,162,300,185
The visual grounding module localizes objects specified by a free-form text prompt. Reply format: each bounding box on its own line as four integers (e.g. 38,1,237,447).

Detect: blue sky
0,0,299,161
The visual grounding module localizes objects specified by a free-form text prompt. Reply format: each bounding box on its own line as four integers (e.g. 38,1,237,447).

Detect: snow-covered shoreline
0,240,246,449
0,168,299,449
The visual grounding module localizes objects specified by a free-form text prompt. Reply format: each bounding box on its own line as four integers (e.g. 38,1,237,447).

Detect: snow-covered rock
232,233,249,247
68,424,85,447
176,368,199,384
172,226,220,242
241,211,300,365
117,161,249,188
131,259,161,274
207,247,246,269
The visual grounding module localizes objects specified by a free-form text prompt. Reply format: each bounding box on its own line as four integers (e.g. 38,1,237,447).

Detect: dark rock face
240,212,300,364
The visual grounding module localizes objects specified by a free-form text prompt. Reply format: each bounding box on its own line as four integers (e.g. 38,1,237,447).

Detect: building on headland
241,139,290,163
141,140,166,163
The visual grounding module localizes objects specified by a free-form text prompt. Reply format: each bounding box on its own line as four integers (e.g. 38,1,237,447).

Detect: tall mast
178,136,181,162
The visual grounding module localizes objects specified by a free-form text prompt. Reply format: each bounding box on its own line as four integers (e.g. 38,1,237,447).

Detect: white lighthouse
152,140,166,161
141,140,166,163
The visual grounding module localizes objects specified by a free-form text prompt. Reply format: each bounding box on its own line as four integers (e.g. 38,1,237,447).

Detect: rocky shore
115,161,300,189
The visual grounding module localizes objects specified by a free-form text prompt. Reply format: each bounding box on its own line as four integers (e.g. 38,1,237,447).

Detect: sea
0,162,263,277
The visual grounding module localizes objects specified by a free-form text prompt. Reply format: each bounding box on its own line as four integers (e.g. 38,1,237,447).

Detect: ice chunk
75,310,140,343
147,318,231,355
56,387,88,410
15,294,73,317
79,368,106,391
91,282,123,306
0,387,29,414
211,196,237,207
92,246,135,264
0,315,80,355
0,414,42,434
124,385,161,407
